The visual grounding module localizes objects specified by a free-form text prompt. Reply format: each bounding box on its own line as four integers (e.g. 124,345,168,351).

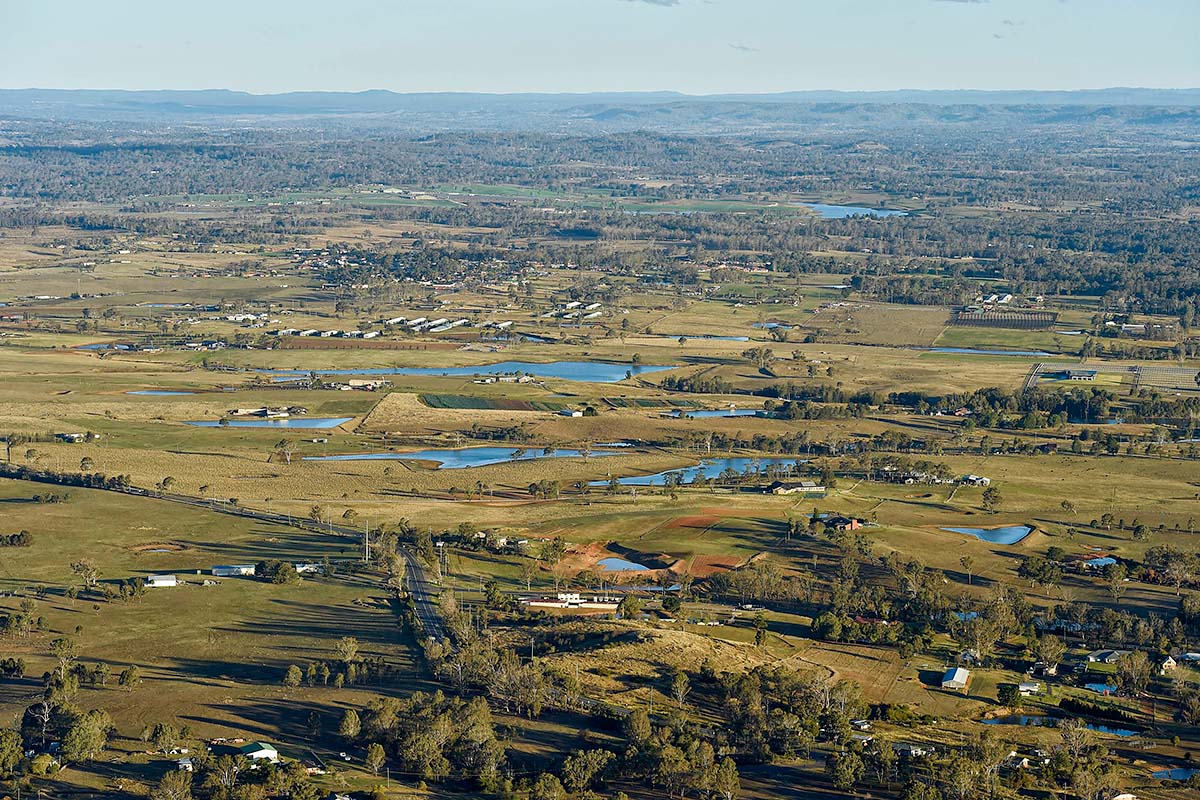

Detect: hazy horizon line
4,85,1200,96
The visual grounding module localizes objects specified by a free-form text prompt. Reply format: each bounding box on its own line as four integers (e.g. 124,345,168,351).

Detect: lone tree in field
742,346,775,369
982,485,1001,513
80,456,94,471
336,636,360,665
50,636,79,681
671,670,690,707
960,556,975,585
71,559,101,590
365,742,386,774
338,709,360,740
273,438,295,465
283,664,303,689
119,664,142,691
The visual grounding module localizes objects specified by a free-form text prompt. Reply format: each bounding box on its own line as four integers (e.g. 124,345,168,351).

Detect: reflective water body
186,417,353,429
795,202,909,219
305,446,619,469
77,343,131,351
927,347,1052,357
982,716,1137,737
941,525,1034,544
1153,768,1197,780
671,409,761,418
128,390,196,396
262,360,672,383
593,456,806,487
597,557,650,571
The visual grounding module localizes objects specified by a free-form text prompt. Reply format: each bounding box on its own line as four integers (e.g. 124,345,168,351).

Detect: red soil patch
560,541,612,571
669,554,744,578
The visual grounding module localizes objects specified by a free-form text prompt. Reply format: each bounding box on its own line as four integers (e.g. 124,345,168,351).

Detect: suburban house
1018,682,1041,697
238,742,279,762
212,565,256,577
960,474,992,487
823,515,862,532
942,667,971,692
1065,369,1098,381
1160,655,1178,676
1087,649,1129,664
767,480,826,496
959,649,982,665
893,743,932,759
1031,661,1059,677
145,574,177,588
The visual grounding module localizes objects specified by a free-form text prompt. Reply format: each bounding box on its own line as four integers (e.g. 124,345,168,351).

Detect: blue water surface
796,203,909,219
128,390,196,396
593,456,806,487
598,557,650,571
927,347,1052,357
262,360,672,383
305,446,617,469
186,417,353,429
941,525,1034,545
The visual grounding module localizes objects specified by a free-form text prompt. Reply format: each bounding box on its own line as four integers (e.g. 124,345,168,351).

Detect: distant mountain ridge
2,88,1198,134
3,87,1200,113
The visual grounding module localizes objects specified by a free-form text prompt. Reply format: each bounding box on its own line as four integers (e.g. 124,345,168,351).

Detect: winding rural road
154,489,448,639
0,470,449,641
180,491,445,639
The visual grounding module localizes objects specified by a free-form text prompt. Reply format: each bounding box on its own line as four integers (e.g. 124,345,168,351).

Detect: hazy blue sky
2,0,1197,93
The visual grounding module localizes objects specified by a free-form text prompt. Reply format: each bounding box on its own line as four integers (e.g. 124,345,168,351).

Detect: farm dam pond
303,446,623,469
300,450,810,482
259,360,674,384
941,525,1035,545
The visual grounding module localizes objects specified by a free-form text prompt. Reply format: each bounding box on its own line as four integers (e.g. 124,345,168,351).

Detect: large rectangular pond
794,202,909,219
926,347,1052,357
593,456,806,487
77,343,132,351
305,446,619,469
982,716,1138,737
185,417,353,429
671,409,761,418
261,360,673,384
941,525,1034,545
128,390,196,396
